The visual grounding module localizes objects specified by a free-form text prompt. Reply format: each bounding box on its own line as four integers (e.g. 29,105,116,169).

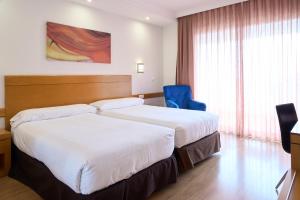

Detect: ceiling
67,0,247,26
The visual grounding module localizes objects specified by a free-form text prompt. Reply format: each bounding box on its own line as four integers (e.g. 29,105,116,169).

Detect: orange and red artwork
47,22,111,63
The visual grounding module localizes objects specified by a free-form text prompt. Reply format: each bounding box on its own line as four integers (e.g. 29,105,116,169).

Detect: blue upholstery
163,85,206,111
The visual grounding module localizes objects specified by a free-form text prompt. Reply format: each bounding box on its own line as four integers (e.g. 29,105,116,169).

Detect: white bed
11,105,175,195
91,98,218,148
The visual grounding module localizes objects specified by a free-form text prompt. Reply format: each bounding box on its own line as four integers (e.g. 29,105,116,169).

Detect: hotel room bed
9,105,177,200
91,98,221,171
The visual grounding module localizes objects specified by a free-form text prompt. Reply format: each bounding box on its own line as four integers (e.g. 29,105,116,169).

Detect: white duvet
12,113,174,194
100,105,218,148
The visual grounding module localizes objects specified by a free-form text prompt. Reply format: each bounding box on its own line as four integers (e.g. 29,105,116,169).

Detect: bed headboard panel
5,75,132,130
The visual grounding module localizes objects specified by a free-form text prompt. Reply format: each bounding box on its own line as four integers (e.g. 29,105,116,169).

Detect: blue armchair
163,85,206,111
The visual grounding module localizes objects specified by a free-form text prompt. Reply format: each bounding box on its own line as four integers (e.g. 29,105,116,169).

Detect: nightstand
0,129,11,177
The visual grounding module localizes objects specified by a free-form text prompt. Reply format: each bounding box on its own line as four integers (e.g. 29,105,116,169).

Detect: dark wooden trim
133,92,164,99
278,169,296,200
0,108,5,117
144,92,164,99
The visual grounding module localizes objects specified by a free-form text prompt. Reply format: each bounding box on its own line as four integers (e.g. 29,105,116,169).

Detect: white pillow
10,104,97,129
90,97,144,111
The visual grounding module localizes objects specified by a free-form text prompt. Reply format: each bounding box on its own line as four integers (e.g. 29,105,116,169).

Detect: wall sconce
137,63,144,73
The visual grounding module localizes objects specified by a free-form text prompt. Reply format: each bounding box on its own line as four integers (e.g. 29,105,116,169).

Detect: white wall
163,22,178,86
0,0,164,127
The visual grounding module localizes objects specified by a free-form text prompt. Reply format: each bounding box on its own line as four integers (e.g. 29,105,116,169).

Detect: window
195,19,300,141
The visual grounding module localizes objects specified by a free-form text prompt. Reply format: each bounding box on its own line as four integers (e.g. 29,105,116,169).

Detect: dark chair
275,103,298,192
163,85,206,111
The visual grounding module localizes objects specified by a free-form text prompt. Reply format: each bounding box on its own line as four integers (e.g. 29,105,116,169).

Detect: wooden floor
0,134,290,200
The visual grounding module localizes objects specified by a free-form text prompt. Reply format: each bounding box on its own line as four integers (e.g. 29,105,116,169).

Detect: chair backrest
276,103,298,154
163,85,192,109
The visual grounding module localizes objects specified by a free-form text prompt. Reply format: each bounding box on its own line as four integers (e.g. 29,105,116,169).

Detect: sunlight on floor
150,134,290,200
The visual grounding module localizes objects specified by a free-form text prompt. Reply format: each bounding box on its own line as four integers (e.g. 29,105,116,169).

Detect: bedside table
0,129,11,177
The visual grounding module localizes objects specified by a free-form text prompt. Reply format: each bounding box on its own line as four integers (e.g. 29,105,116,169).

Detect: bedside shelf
0,130,11,177
0,153,4,170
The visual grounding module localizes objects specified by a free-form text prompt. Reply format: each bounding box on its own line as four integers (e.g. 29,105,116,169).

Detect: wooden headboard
5,75,132,130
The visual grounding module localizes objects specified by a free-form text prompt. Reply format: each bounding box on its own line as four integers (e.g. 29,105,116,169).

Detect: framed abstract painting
46,22,111,63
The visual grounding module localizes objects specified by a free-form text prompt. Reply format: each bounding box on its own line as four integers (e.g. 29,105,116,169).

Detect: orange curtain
176,16,195,95
178,0,300,142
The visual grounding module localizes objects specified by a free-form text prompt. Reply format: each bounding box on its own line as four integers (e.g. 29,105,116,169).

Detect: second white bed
91,99,218,148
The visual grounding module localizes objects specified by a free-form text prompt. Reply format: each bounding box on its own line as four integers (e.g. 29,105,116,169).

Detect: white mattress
100,105,218,148
12,113,174,195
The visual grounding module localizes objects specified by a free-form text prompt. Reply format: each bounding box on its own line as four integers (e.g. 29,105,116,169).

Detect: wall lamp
137,63,144,73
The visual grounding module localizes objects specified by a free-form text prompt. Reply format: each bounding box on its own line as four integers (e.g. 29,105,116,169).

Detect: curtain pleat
176,16,195,95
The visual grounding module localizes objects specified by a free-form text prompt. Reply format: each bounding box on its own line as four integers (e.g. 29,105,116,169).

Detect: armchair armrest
188,100,206,111
166,99,179,108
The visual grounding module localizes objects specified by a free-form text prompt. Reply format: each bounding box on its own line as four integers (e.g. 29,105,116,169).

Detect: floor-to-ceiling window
193,0,300,142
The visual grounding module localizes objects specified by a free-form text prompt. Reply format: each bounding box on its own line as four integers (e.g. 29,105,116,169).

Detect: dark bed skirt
9,145,178,200
175,131,221,172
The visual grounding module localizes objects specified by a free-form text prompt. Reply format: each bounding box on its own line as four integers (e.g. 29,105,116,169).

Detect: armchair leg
275,170,288,194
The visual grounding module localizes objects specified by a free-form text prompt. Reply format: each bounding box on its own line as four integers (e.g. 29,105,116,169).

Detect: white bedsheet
100,105,218,148
12,113,174,195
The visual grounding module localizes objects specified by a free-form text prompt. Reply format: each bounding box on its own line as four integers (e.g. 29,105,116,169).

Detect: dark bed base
175,131,221,172
9,145,178,200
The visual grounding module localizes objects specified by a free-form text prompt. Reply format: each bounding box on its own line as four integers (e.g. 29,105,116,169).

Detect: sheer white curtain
195,29,239,134
194,0,300,142
243,19,300,141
